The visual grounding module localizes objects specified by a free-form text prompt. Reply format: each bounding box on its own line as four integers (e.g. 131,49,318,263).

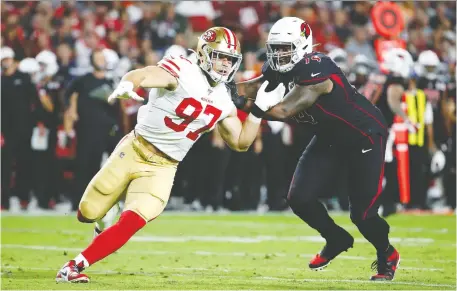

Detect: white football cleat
94,202,121,238
55,260,89,283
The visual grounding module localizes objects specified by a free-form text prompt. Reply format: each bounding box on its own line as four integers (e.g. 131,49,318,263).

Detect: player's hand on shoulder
108,81,144,104
255,81,285,111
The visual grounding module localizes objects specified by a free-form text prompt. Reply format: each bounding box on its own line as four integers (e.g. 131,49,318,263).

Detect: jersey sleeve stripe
297,76,329,85
159,63,179,78
316,103,373,144
164,58,181,71
329,74,386,129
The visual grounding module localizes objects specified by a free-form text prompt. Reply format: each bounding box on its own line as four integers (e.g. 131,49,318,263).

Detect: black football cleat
309,227,354,271
370,245,400,281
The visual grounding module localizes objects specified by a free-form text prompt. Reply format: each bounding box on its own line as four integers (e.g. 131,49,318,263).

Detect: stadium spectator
1,46,38,210
64,49,121,210
345,25,377,62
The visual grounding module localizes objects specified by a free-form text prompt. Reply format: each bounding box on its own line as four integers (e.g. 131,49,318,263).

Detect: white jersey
135,55,236,161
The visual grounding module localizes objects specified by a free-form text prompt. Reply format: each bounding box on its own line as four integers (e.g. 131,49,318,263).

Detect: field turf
1,212,455,290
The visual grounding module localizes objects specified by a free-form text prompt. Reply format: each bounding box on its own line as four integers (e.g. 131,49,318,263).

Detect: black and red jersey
417,76,448,144
262,51,388,147
373,75,408,127
416,77,446,107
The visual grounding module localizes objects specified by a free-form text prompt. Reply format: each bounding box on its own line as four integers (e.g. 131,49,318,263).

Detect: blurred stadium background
1,0,455,215
1,1,456,290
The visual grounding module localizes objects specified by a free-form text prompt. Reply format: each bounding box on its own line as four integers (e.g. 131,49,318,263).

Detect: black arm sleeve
64,76,82,108
225,80,247,109
24,74,39,105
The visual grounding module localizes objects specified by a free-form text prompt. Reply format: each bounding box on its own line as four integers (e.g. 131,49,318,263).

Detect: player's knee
78,201,103,223
286,189,312,210
350,211,377,225
77,209,95,223
286,192,298,209
352,213,390,234
349,211,363,225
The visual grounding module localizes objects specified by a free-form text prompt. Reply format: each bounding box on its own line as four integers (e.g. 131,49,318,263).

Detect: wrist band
251,104,266,118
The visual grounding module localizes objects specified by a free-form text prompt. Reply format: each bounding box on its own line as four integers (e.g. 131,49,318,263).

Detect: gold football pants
78,131,178,222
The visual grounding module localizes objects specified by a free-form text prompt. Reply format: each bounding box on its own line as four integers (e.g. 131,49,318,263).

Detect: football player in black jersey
350,54,378,92
246,17,400,281
415,50,448,146
369,49,416,217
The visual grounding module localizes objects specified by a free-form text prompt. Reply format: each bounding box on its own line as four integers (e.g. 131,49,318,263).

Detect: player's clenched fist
108,81,144,103
255,81,285,111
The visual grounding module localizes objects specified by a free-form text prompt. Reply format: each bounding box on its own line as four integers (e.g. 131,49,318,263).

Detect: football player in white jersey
56,27,285,283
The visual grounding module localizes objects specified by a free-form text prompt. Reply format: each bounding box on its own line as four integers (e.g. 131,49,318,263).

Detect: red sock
81,210,146,265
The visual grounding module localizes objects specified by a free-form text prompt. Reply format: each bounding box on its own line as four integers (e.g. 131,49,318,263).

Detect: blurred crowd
1,1,456,214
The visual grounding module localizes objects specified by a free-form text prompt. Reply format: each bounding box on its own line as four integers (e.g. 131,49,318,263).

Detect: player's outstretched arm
108,66,178,103
217,81,285,151
386,84,409,122
217,108,262,152
264,79,333,120
122,66,178,90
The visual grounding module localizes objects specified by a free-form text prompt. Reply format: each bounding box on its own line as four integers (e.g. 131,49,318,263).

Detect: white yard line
2,209,455,218
130,235,445,247
0,265,454,288
2,244,456,264
3,228,454,246
153,220,453,234
2,212,454,234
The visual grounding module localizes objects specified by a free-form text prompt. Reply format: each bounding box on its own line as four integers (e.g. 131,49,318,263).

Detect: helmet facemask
266,42,297,73
423,64,438,80
200,44,242,83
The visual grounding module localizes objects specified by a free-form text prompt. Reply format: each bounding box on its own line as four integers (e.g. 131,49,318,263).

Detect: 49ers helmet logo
202,30,217,42
300,22,311,38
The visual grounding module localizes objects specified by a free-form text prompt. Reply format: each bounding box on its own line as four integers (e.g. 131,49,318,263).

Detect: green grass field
1,212,456,290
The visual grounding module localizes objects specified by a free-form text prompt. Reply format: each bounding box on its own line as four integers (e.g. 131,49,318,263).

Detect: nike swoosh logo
61,271,68,276
362,149,372,153
311,72,321,77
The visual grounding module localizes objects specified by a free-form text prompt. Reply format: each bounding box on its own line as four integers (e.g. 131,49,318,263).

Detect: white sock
74,253,90,268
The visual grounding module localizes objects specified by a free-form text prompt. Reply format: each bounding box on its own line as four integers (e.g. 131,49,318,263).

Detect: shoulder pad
158,55,194,79
294,52,337,86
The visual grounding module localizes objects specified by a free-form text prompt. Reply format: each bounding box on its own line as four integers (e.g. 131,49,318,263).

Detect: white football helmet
35,50,59,78
1,46,15,70
103,48,119,71
164,45,188,58
0,46,15,61
382,48,414,79
328,48,348,75
266,17,313,73
417,50,440,80
19,58,40,74
102,48,120,81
